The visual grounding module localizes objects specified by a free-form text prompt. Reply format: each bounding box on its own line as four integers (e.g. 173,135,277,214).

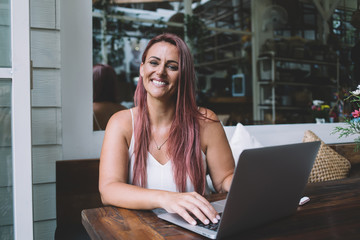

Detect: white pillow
229,123,263,165
207,123,263,193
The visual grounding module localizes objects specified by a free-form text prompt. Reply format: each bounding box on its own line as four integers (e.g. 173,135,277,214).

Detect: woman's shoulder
106,108,133,137
198,107,219,123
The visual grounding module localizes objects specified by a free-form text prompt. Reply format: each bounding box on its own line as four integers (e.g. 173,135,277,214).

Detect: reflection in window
92,1,252,128
0,0,11,67
0,79,13,238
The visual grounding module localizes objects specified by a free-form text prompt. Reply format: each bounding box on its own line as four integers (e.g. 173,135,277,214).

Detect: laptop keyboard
195,213,222,232
196,220,219,231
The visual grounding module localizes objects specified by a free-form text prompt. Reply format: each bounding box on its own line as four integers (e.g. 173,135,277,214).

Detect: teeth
153,80,166,86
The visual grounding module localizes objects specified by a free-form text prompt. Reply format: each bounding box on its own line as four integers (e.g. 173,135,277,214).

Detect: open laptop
157,141,320,239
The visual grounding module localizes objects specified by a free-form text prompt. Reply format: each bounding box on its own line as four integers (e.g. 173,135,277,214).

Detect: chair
55,159,102,240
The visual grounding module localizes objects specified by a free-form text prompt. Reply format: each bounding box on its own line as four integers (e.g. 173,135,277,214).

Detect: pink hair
132,33,206,194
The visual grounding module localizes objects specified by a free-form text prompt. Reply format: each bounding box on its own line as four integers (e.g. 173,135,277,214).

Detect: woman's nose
156,64,166,75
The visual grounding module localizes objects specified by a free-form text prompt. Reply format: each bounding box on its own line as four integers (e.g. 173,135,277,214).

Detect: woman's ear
139,62,144,78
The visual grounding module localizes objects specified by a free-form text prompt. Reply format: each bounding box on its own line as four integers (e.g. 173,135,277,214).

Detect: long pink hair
132,33,206,194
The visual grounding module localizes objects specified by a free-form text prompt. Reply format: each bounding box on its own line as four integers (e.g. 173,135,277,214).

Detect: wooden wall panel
33,183,56,221
0,225,13,239
31,29,60,68
30,0,56,29
0,26,11,67
29,0,61,238
55,0,60,29
32,69,61,107
0,2,11,67
32,145,62,184
0,187,13,226
0,108,11,147
0,147,11,187
0,80,11,107
34,220,56,240
32,108,61,145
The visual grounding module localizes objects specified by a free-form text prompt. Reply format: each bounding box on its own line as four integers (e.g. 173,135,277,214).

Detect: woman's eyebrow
167,60,178,64
148,56,178,65
149,56,160,60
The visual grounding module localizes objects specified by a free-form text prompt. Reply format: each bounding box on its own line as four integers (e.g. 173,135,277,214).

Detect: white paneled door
0,0,33,239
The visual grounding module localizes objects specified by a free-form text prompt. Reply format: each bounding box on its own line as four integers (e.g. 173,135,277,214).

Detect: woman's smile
152,78,168,87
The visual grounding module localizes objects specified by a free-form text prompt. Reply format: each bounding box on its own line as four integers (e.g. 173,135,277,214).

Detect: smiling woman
98,33,235,227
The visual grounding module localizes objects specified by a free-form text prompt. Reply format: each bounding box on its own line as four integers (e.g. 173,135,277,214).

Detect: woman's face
140,41,179,101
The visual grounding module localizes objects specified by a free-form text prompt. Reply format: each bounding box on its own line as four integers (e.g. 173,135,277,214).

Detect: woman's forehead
146,41,179,60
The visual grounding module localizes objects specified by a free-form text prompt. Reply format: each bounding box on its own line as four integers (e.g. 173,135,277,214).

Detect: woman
99,33,234,226
93,63,127,130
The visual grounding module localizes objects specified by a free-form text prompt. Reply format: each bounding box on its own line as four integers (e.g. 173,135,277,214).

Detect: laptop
157,141,320,239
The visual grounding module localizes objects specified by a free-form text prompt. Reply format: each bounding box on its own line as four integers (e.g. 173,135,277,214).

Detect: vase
315,118,325,124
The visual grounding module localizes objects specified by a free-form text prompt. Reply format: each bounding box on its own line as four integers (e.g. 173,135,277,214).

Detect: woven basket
303,130,351,183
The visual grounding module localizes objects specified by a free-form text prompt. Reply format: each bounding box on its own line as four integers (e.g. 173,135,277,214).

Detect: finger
191,193,220,223
176,207,197,226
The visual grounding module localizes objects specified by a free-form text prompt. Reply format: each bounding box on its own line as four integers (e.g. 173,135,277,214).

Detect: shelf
258,80,337,88
208,96,250,103
257,51,339,123
259,52,338,66
259,105,309,111
195,56,244,68
201,41,242,53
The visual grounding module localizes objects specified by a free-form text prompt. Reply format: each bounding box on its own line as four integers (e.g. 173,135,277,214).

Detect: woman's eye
149,61,158,66
167,65,178,71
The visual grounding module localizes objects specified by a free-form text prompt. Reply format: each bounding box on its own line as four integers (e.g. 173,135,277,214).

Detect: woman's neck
146,97,176,128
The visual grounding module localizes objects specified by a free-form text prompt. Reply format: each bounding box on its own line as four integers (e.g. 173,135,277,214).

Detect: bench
55,159,101,240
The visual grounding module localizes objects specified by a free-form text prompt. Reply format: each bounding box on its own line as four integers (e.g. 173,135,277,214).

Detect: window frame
0,0,33,239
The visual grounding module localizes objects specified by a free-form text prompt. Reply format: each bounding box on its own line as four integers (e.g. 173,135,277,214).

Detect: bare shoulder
106,108,133,142
198,107,219,124
198,107,222,137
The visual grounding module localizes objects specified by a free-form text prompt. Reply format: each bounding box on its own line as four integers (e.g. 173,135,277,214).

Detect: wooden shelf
259,52,338,66
258,80,337,88
208,96,250,103
195,56,244,68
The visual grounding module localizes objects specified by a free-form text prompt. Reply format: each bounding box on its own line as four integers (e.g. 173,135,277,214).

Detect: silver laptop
157,141,320,239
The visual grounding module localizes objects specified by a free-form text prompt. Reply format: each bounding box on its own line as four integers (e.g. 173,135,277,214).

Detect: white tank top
128,108,209,193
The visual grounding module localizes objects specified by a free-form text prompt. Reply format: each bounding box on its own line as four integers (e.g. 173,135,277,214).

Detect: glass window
0,0,11,67
0,79,13,239
92,0,252,129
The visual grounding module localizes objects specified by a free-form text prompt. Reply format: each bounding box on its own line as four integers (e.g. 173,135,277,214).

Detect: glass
92,1,252,129
0,79,13,239
0,0,11,67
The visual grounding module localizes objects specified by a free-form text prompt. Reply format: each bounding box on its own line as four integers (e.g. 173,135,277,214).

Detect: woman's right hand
159,191,220,225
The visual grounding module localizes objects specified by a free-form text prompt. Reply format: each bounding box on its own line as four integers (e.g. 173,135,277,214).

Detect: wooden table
82,177,360,239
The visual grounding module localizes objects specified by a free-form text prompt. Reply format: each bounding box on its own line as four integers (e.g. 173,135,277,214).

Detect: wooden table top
82,177,360,240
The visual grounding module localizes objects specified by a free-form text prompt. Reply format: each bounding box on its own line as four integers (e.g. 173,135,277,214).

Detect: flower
312,100,324,106
333,85,360,151
352,109,360,118
311,100,330,120
350,85,360,95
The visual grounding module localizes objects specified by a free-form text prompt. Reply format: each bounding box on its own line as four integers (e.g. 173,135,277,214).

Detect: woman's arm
200,108,235,193
99,109,220,225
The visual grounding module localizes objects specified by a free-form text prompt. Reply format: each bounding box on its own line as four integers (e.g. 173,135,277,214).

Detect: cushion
207,123,263,193
302,130,351,183
229,123,263,165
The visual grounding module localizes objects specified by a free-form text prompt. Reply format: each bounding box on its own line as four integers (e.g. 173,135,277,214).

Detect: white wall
61,0,104,160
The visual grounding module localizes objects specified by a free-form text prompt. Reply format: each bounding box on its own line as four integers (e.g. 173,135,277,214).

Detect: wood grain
82,178,360,240
329,143,360,164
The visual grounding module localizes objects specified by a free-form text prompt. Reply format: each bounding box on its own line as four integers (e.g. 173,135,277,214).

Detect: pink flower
352,109,360,118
